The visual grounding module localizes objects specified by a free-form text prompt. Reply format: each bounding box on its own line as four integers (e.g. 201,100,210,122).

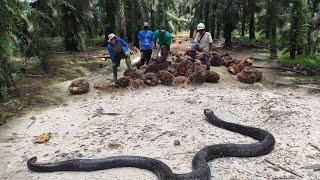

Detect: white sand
1,33,320,180
1,73,320,180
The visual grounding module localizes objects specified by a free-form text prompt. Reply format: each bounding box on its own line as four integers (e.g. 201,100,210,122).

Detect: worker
191,23,213,70
138,22,154,68
151,26,172,63
106,33,132,81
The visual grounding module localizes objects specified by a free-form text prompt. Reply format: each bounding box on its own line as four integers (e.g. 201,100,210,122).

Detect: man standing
151,26,172,62
106,33,132,81
138,22,153,68
191,23,213,70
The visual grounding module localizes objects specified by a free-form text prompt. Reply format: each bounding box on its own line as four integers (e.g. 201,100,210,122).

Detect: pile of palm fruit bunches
92,49,262,92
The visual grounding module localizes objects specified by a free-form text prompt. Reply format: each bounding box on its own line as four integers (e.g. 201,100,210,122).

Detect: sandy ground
1,34,320,180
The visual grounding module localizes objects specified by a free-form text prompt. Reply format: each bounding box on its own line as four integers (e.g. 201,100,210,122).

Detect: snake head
27,157,38,165
204,109,214,116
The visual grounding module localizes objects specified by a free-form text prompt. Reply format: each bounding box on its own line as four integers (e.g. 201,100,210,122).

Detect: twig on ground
274,81,320,90
253,66,308,75
264,159,303,178
24,74,47,78
99,112,121,116
150,131,171,141
92,112,120,118
168,151,196,156
310,144,320,152
26,120,36,129
52,51,70,54
73,55,110,59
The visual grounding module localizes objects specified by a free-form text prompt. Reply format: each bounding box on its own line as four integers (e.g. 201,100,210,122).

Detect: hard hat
143,22,149,27
197,23,206,30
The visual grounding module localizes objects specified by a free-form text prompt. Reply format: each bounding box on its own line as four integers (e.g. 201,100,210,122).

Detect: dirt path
1,33,320,180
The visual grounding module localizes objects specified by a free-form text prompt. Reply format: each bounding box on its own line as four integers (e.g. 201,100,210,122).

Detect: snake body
28,109,275,180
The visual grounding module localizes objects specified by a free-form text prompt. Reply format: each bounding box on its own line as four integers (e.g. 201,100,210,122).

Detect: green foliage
286,0,309,59
0,112,8,125
27,4,57,69
59,0,88,51
233,32,269,42
0,0,29,102
278,54,320,68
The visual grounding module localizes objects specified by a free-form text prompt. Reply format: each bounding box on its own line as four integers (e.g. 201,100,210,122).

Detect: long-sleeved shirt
106,38,129,63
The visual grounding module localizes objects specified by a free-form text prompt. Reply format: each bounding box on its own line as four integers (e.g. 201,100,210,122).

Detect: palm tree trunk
265,26,270,39
105,0,117,36
124,0,132,41
189,22,195,38
289,0,303,59
210,14,216,39
62,2,83,51
224,24,233,47
241,0,246,37
290,32,297,59
138,0,149,22
267,0,278,59
270,26,277,59
248,0,255,40
216,22,221,38
306,2,317,55
249,14,255,40
210,3,216,39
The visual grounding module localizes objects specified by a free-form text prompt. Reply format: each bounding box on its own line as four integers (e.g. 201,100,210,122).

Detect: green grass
233,32,269,43
278,54,320,69
0,112,8,125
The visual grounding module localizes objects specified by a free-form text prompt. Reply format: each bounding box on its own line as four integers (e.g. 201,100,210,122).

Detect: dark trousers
137,49,152,68
191,44,210,70
112,52,131,80
112,52,125,70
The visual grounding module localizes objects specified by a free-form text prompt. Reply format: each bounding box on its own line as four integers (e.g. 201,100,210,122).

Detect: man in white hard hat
191,23,213,70
106,33,132,81
137,22,154,68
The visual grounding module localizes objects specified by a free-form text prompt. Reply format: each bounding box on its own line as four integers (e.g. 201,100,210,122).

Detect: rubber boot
125,58,132,70
204,55,211,70
113,68,118,81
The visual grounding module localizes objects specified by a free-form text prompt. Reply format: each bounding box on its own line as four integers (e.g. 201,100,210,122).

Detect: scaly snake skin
28,109,276,180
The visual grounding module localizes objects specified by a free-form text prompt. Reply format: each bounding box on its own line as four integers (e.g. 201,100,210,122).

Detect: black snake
27,109,276,180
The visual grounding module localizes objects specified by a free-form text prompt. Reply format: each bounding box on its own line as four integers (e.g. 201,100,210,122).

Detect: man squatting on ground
137,22,154,68
106,33,132,81
191,23,213,70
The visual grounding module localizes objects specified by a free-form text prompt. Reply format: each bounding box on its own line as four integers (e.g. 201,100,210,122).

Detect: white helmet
197,23,206,30
143,22,149,27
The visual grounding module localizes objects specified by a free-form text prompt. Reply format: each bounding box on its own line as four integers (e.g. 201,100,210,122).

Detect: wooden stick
310,144,320,152
92,112,120,118
253,66,308,75
23,74,47,78
233,41,268,49
275,81,320,91
72,55,111,59
99,112,121,116
26,120,36,129
264,159,303,178
52,51,70,54
150,131,171,141
168,151,196,156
